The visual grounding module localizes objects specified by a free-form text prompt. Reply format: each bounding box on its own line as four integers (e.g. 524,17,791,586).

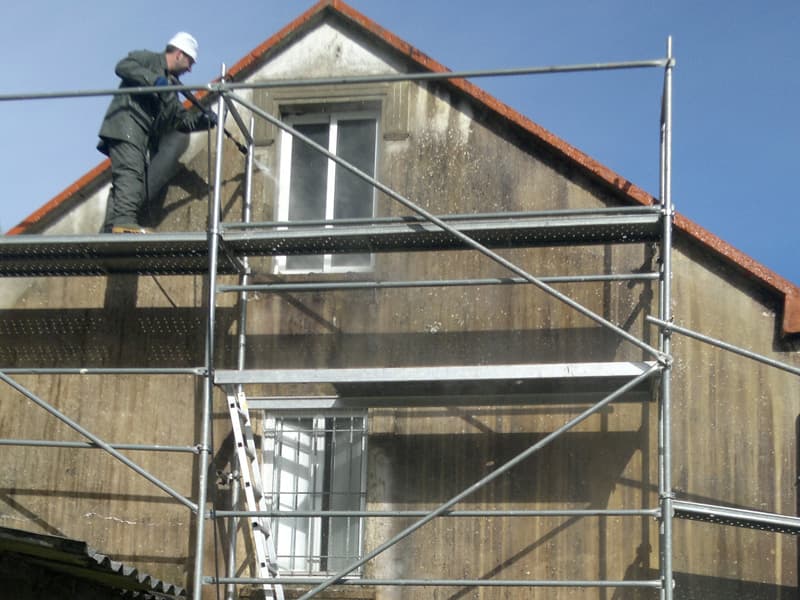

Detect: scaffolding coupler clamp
658,203,675,219
654,351,672,369
657,492,676,519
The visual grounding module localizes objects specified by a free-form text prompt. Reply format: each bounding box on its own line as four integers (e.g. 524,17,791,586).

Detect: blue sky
1,1,798,284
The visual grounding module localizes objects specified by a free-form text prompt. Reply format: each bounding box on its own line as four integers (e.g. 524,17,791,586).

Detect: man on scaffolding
97,32,217,234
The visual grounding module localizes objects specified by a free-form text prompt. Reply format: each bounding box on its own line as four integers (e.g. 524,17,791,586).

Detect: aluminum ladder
226,389,284,599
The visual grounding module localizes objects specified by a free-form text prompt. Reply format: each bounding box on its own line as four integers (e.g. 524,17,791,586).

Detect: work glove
201,111,218,129
154,76,170,86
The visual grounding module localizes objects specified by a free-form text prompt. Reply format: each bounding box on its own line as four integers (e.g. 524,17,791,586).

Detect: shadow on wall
142,164,209,229
369,429,644,504
610,567,797,600
671,572,797,599
242,327,645,368
0,310,652,368
0,307,238,368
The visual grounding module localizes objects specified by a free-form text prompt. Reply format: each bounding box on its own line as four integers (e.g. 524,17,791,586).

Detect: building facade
1,2,799,599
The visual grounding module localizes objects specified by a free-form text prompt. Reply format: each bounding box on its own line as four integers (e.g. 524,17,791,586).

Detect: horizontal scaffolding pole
218,273,659,294
646,316,800,377
221,58,670,91
0,81,213,103
220,206,663,230
0,367,205,376
0,58,670,103
209,576,661,588
0,439,200,453
214,508,659,518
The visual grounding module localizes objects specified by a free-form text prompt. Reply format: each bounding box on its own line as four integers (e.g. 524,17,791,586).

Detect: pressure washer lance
180,87,248,156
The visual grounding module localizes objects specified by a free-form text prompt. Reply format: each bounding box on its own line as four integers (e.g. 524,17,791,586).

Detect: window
276,110,379,273
262,414,367,575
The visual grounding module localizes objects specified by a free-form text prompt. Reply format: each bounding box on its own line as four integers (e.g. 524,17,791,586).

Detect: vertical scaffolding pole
658,37,675,600
193,67,229,600
226,117,256,600
236,117,256,373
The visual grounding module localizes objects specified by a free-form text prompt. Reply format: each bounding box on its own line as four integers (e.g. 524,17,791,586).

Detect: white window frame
275,109,380,274
261,412,368,576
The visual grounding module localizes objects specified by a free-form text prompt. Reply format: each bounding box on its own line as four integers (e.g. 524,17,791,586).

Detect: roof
5,0,800,335
0,526,186,598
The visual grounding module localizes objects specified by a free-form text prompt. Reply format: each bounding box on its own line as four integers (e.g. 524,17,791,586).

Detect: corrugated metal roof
0,526,186,598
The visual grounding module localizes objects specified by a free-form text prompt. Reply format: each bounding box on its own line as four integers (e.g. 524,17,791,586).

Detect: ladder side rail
226,390,284,599
225,116,258,600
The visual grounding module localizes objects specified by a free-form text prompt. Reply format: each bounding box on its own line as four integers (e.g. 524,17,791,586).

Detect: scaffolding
1,36,800,600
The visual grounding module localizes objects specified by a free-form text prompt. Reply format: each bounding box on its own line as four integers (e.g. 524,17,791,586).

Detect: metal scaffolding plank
225,210,662,255
216,361,658,408
673,500,800,535
0,232,223,276
0,210,661,277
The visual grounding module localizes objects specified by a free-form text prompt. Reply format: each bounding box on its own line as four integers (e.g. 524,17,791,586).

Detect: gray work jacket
97,50,207,155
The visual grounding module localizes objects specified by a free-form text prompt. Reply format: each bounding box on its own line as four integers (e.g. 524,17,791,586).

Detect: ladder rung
242,423,256,440
252,519,272,537
245,479,263,500
235,439,256,461
241,441,256,460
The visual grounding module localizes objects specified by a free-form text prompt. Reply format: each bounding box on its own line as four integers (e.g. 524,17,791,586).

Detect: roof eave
7,159,110,236
674,213,800,336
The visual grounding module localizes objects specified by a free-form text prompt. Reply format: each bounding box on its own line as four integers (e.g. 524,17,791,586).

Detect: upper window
276,110,379,273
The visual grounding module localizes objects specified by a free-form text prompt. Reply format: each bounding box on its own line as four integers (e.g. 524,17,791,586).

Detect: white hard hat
168,32,198,62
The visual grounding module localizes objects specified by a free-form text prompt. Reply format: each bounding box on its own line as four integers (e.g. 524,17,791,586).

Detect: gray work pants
103,139,148,229
101,133,189,231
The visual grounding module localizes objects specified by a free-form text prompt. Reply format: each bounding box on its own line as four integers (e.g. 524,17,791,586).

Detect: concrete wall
0,17,798,600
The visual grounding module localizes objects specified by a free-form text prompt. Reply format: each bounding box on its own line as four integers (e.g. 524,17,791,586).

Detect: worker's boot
111,224,153,234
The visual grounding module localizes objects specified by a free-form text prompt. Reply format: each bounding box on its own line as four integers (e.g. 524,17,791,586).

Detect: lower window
261,413,367,574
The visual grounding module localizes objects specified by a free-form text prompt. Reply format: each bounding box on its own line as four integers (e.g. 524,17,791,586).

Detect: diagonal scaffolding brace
0,370,197,511
228,91,667,364
290,363,661,598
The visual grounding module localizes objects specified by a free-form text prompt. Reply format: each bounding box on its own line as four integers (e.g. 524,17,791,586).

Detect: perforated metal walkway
0,208,661,276
673,500,800,535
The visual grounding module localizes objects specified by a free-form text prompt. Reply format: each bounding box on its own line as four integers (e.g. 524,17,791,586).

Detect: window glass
263,414,367,574
332,119,376,268
277,111,379,273
288,123,329,222
286,122,330,272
